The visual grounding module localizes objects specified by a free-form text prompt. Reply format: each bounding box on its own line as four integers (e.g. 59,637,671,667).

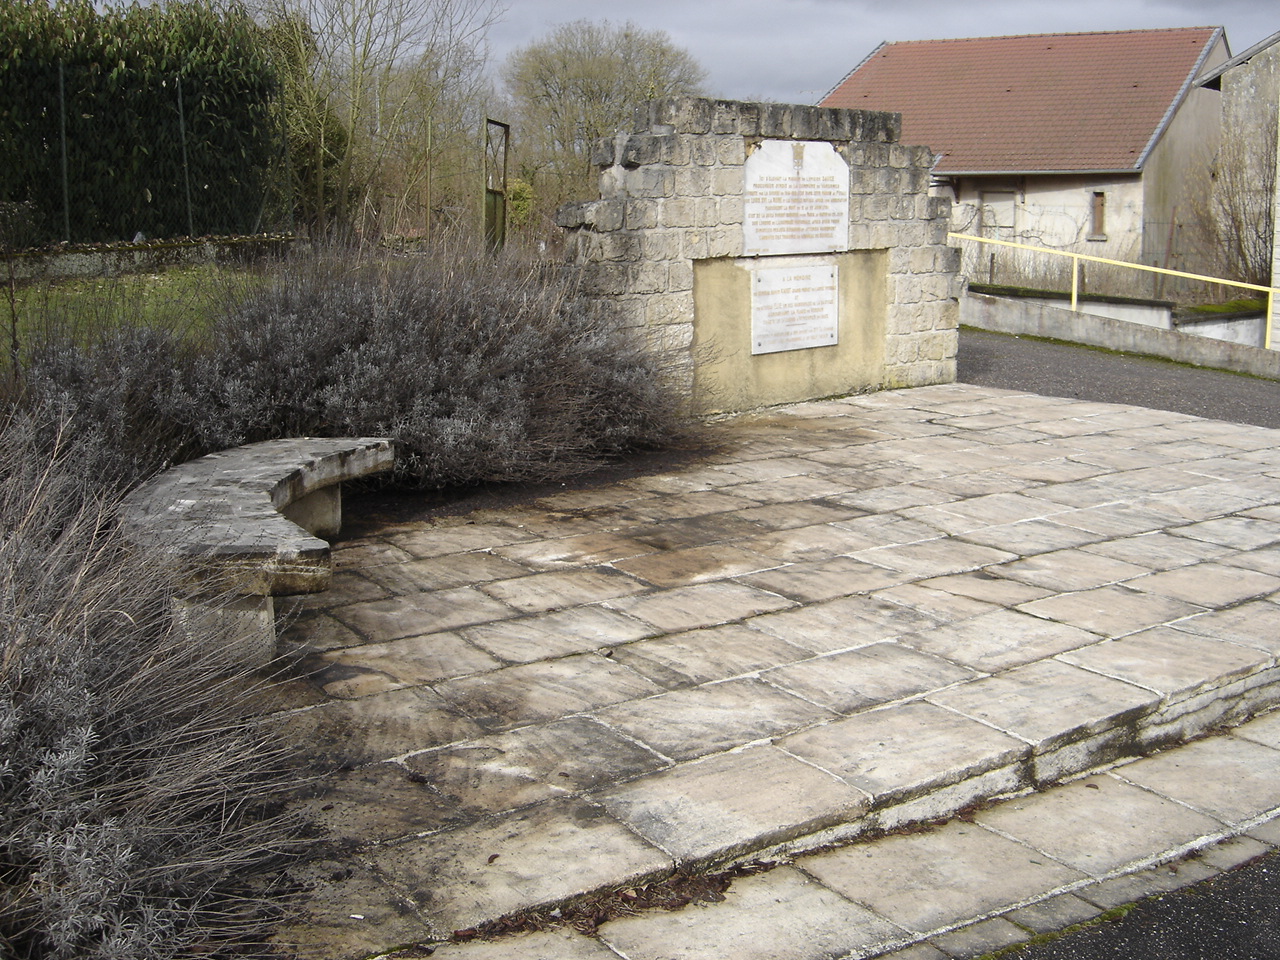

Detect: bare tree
1202,125,1276,287
502,20,706,220
259,0,501,239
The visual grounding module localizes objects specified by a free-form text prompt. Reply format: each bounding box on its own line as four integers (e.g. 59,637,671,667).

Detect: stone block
591,136,617,168
699,227,737,259
581,262,628,296
1005,893,1103,935
661,197,696,228
894,275,924,304
889,144,910,168
597,867,906,960
598,232,642,262
662,134,693,165
863,142,891,166
640,231,680,261
975,774,1222,879
596,744,868,865
711,99,740,134
1114,734,1280,827
675,97,713,134
630,261,669,295
804,820,1084,935
866,109,902,142
378,798,671,936
554,201,589,229
760,102,792,137
711,163,744,194
781,700,1028,809
691,137,719,165
931,918,1030,959
621,134,665,168
175,594,277,668
597,165,625,199
790,105,818,139
717,194,745,224
863,194,893,220
715,136,746,165
734,100,761,136
817,107,853,141
907,246,937,273
695,197,719,228
674,167,712,196
848,223,873,247
626,166,674,197
645,293,692,326
681,230,710,260
625,198,661,230
668,259,694,292
590,199,625,232
904,167,931,195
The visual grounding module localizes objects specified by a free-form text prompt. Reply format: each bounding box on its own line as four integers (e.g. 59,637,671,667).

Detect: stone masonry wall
556,97,960,408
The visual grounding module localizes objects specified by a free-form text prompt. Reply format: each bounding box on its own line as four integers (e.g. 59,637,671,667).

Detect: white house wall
948,176,1144,283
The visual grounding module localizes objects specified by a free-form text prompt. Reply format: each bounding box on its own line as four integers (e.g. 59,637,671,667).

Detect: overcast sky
486,0,1277,105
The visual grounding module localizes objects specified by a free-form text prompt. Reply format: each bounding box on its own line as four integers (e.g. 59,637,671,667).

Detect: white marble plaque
751,264,839,355
744,140,850,256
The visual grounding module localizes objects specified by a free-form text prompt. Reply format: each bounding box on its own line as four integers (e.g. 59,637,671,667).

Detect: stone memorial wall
557,97,960,414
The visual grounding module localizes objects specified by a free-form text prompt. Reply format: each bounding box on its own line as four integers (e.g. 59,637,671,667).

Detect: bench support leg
173,594,277,669
281,484,342,539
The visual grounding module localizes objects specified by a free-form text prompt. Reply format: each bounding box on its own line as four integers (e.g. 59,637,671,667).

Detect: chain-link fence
1,61,292,250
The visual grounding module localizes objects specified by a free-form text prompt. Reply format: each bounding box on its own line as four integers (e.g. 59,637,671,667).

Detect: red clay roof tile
821,28,1222,174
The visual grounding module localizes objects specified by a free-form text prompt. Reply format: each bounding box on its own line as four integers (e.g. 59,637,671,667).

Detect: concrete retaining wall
962,291,1280,381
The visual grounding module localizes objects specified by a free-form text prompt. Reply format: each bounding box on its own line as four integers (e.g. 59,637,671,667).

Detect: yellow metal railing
949,232,1278,351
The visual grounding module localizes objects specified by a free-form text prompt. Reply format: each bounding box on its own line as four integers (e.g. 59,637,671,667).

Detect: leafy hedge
0,0,282,245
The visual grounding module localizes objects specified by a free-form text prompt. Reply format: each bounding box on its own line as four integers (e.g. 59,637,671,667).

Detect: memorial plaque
744,140,850,256
751,264,839,355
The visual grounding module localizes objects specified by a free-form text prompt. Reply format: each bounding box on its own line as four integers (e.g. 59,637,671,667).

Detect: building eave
1196,29,1280,89
933,168,1145,178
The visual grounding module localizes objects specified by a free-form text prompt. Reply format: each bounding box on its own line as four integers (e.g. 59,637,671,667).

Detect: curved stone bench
120,437,395,666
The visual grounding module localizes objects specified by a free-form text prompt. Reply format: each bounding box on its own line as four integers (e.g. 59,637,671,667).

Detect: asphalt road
958,327,1280,959
958,328,1280,430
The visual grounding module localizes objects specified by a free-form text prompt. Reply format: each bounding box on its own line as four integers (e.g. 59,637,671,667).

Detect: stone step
280,648,1280,955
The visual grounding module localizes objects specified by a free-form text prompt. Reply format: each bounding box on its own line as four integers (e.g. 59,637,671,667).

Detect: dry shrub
13,243,689,490
0,409,304,959
180,244,687,487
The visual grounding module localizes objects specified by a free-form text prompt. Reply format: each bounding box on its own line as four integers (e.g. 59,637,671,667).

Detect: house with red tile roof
821,28,1228,275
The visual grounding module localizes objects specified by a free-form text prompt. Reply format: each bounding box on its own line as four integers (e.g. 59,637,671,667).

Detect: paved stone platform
267,384,1280,960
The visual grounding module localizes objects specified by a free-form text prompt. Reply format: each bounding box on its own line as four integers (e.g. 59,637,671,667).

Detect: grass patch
1177,296,1267,318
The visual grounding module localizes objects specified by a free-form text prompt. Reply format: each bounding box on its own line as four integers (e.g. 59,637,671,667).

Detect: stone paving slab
269,385,1280,959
